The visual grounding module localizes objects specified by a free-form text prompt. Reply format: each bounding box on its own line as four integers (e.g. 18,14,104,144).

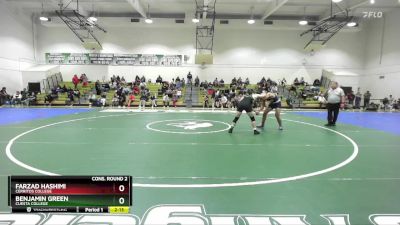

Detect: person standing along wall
363,91,372,109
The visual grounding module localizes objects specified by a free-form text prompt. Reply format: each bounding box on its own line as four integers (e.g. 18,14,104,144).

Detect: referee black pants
327,103,340,125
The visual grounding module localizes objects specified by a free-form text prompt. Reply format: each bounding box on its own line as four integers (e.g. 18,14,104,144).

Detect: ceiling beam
50,0,89,17
261,0,289,20
126,0,146,18
319,0,369,21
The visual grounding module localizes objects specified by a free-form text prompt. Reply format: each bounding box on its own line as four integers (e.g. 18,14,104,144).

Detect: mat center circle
146,119,231,134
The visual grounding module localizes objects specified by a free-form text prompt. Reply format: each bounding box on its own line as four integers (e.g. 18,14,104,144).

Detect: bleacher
36,82,186,107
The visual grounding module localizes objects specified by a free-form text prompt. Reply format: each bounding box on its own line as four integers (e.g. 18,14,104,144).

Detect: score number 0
118,184,126,205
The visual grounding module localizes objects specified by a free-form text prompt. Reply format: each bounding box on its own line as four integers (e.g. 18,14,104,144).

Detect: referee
325,81,345,126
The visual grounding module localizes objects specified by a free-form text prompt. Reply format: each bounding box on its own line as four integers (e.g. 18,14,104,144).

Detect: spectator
389,95,395,110
355,90,362,109
0,87,10,105
139,92,147,110
25,92,37,106
11,91,22,106
121,76,126,85
363,91,371,109
73,89,81,104
89,92,98,107
163,93,170,108
245,78,250,85
187,72,193,84
220,95,228,110
72,74,80,89
203,95,209,108
195,76,200,87
95,80,101,95
347,91,355,106
156,75,163,84
133,85,140,95
176,89,182,99
313,79,321,86
325,81,345,126
382,96,390,111
172,95,178,108
150,94,157,109
112,92,119,107
280,78,287,86
127,92,135,108
118,93,126,108
100,93,106,108
80,74,88,87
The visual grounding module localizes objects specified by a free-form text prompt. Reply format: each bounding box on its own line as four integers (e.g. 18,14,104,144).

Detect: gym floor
0,108,399,224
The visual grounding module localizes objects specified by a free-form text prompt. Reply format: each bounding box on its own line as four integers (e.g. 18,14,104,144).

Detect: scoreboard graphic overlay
8,176,132,213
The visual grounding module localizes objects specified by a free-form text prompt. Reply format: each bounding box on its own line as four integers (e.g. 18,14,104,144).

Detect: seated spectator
62,84,68,93
45,91,57,106
382,97,390,111
127,92,135,108
139,92,147,110
56,85,63,94
213,78,219,87
150,94,157,109
163,93,170,108
245,78,250,85
294,77,300,85
220,95,228,110
313,79,321,86
11,91,22,106
121,76,126,85
181,78,185,87
156,75,163,84
347,91,355,106
72,74,80,89
118,93,126,107
25,92,37,106
220,79,225,86
99,94,106,107
299,77,305,85
141,76,146,83
80,73,88,87
176,89,182,98
73,89,81,104
203,95,209,108
280,78,287,86
133,85,140,95
172,95,178,108
270,84,278,93
231,77,237,85
89,93,99,106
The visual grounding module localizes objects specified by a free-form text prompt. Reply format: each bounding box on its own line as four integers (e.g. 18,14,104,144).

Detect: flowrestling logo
0,205,399,225
167,121,214,130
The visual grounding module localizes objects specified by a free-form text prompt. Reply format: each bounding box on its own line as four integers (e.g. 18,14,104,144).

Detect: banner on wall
45,53,185,66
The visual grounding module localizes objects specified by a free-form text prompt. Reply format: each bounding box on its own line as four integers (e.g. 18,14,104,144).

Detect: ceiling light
247,19,255,24
299,20,308,25
332,0,343,3
39,16,49,21
192,18,200,23
370,0,375,3
347,21,357,27
145,18,153,24
88,16,97,22
39,2,48,22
